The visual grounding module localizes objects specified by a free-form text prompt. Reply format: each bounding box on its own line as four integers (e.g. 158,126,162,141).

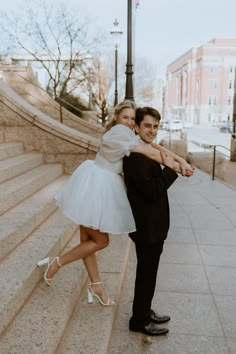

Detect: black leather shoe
150,309,170,324
129,321,169,336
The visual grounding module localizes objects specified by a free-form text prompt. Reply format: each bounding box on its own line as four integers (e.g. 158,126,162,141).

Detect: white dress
55,124,139,234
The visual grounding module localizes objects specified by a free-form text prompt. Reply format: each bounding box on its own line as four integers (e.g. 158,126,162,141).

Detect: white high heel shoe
87,282,115,306
37,256,62,286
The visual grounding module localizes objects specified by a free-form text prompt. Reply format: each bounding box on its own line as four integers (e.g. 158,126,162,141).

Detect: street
157,126,232,158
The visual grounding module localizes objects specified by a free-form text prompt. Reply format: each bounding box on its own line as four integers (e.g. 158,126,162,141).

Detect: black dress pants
130,241,164,327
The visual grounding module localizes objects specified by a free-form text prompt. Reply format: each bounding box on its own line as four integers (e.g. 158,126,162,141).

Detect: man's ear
134,124,139,135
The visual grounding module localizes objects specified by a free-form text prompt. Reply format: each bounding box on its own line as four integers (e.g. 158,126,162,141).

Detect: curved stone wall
0,65,104,138
0,80,101,173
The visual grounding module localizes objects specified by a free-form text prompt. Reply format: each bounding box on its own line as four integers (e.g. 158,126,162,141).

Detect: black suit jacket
123,152,178,245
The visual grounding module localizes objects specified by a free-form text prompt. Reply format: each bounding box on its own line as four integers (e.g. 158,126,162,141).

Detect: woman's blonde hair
105,100,136,131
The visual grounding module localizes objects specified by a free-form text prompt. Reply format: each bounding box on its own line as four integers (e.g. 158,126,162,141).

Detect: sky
2,0,236,76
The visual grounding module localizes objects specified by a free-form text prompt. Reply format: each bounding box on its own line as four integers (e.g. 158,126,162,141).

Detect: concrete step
0,234,131,354
0,209,79,336
0,143,24,161
0,163,63,215
0,231,87,354
0,152,43,183
56,235,131,354
0,175,69,261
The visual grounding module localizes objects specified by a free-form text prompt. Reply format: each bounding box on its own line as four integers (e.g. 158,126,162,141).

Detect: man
123,107,178,336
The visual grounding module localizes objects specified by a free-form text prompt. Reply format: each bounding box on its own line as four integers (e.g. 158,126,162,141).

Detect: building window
228,96,232,105
229,80,232,89
230,66,233,73
211,49,218,56
210,66,218,73
208,96,216,105
209,80,217,89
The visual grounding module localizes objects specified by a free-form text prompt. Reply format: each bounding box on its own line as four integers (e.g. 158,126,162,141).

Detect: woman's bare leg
46,226,109,284
80,226,110,303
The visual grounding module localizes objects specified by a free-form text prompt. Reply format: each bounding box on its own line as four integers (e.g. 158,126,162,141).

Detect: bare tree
85,55,113,126
134,57,156,105
0,0,102,100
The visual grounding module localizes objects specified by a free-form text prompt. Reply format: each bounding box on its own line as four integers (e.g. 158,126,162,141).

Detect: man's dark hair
135,107,161,126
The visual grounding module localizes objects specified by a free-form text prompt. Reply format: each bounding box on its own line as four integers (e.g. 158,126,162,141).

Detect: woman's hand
171,158,194,177
179,159,195,176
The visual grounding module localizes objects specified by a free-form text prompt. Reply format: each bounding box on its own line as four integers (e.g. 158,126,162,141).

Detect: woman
37,101,193,305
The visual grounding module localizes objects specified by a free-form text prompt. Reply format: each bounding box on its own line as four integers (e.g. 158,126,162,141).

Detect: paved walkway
109,169,236,354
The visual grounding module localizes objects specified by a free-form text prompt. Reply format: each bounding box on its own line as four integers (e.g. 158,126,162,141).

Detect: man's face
135,115,159,144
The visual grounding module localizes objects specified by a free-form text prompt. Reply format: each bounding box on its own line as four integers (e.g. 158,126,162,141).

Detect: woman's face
115,108,136,129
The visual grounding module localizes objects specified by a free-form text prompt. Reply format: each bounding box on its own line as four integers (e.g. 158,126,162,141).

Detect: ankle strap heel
87,282,115,306
37,256,62,286
87,288,94,303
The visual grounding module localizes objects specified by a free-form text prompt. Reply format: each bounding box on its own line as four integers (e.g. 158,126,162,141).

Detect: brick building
164,38,236,126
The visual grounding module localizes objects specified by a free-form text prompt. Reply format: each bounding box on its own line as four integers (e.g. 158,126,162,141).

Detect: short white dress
55,124,139,234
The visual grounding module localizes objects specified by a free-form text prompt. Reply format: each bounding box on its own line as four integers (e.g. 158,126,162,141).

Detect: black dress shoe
129,321,169,336
150,309,170,324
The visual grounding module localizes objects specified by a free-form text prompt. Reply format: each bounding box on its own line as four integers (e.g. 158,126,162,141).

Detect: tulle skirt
55,160,136,234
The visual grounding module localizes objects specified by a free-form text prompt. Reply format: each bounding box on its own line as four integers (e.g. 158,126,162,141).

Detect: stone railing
0,65,105,138
0,80,101,173
159,138,188,159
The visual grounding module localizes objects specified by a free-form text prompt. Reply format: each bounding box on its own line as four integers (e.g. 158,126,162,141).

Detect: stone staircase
0,142,131,354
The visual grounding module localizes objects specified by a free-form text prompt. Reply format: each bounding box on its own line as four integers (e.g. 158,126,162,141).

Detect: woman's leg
46,226,109,284
80,227,110,303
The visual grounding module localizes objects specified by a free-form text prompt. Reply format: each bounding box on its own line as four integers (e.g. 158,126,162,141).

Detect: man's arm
123,153,178,202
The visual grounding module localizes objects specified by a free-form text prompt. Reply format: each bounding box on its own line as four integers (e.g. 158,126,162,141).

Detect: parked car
219,121,232,133
166,120,183,131
159,121,168,130
183,121,193,129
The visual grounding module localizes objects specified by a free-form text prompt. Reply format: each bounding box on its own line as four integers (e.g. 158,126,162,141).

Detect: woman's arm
130,144,193,176
151,142,184,163
151,142,194,175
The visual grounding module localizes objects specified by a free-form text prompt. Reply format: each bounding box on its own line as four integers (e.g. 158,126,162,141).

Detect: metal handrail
208,144,232,180
187,140,233,181
55,97,83,123
179,135,234,181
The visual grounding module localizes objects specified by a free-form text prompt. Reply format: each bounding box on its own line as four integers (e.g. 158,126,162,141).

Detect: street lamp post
125,0,134,101
110,19,123,106
86,51,93,110
230,67,236,161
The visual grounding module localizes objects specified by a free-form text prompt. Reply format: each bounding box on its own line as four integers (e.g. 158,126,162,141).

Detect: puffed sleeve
99,124,139,162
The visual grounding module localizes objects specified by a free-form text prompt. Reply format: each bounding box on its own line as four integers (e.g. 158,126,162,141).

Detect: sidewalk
109,169,236,354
